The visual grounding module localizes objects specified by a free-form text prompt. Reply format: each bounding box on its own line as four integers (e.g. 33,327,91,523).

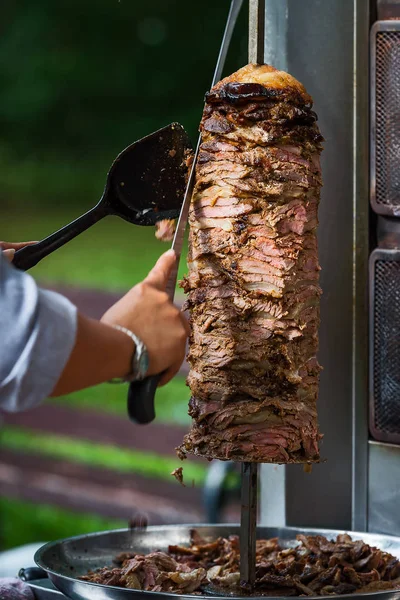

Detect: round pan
34,524,400,600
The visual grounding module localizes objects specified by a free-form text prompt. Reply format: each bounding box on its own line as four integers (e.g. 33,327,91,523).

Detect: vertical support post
249,0,266,64
239,462,258,589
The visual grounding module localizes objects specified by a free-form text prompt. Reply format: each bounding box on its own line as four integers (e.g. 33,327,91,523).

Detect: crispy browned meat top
211,64,313,105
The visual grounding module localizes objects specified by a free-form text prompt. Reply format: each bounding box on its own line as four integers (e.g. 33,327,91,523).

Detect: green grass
51,376,191,426
0,426,207,484
0,496,124,551
2,208,189,292
0,147,105,212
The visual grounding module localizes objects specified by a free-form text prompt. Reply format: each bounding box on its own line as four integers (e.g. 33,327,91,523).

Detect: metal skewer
249,0,266,64
239,0,266,591
165,0,245,299
240,462,258,589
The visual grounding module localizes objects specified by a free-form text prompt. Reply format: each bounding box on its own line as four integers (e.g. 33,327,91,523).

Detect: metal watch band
109,325,149,383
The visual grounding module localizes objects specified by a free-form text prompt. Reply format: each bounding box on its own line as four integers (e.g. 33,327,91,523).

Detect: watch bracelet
109,324,147,383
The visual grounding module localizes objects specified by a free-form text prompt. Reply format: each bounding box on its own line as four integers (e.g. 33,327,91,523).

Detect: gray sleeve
0,252,77,412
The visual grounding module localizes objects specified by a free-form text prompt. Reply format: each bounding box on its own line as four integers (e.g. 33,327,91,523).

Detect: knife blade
166,0,244,300
127,0,244,425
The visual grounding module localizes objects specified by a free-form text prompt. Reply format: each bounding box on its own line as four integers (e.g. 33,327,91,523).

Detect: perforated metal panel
371,22,400,216
370,249,400,444
370,23,400,440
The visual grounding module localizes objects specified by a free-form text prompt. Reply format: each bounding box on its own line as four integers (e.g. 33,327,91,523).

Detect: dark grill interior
375,31,400,211
372,259,400,439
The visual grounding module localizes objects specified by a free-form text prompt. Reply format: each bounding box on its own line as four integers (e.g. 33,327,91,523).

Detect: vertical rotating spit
240,462,258,589
248,0,266,65
239,0,266,591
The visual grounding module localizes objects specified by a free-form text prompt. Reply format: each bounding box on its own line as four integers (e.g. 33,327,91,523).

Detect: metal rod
212,0,244,87
248,0,266,64
240,461,258,589
166,0,244,301
237,1,264,591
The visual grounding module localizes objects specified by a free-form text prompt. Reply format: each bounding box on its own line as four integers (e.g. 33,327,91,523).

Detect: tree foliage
0,0,246,208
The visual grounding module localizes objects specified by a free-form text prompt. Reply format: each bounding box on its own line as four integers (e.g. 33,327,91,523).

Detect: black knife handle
19,567,48,581
127,375,160,424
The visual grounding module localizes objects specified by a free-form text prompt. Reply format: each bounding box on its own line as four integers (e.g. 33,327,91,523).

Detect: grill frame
369,248,400,444
371,20,400,216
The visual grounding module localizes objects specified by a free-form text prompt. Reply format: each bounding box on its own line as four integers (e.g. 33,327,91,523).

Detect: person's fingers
3,249,15,262
180,313,190,336
0,241,37,250
158,371,172,387
144,249,176,291
156,315,188,385
1,241,38,263
158,360,183,387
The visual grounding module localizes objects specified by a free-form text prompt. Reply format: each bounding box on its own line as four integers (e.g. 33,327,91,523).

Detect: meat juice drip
128,513,148,532
178,63,324,465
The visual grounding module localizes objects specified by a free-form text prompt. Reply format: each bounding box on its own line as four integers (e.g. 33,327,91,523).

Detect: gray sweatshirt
0,251,77,412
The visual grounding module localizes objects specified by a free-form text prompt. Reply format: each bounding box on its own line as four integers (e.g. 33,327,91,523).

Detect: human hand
0,241,37,262
0,578,34,599
101,250,189,385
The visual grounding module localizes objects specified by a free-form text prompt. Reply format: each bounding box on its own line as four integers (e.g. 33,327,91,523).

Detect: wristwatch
110,325,149,383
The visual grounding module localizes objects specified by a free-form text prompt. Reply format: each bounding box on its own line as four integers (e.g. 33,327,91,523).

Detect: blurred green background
0,0,245,551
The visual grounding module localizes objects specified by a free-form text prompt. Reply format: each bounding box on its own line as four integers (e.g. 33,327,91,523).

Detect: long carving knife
127,0,244,425
239,0,266,591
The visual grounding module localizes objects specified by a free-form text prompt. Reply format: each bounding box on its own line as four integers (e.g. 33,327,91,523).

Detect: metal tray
33,524,400,600
19,569,64,600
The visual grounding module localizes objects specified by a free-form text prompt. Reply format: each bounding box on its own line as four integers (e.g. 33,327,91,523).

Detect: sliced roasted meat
81,531,400,596
178,63,324,463
155,218,176,242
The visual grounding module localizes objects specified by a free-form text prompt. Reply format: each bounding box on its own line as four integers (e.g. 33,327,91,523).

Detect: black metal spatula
12,123,192,271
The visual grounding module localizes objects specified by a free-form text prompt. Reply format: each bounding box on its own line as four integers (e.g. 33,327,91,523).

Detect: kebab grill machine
19,0,400,599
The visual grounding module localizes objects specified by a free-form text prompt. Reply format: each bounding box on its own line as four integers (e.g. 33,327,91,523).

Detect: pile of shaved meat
81,531,400,596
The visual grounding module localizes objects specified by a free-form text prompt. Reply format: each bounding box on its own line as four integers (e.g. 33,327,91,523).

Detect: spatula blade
107,123,193,226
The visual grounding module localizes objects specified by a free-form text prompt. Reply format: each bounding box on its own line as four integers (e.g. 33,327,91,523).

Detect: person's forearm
50,313,134,396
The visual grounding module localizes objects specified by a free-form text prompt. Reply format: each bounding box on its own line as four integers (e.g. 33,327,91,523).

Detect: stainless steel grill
370,248,400,444
371,21,400,215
